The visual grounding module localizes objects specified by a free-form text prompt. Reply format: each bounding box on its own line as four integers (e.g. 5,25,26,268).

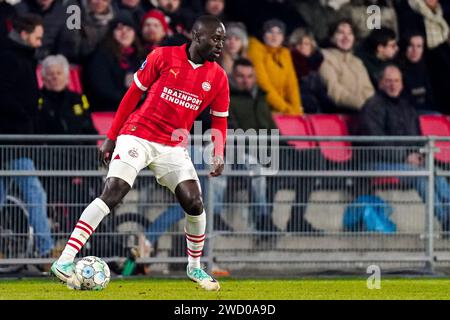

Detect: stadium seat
307,114,352,163
272,114,316,150
91,112,116,147
371,177,400,187
91,112,115,135
419,115,450,163
36,64,83,94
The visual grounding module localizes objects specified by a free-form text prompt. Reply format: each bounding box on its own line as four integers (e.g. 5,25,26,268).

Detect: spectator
140,8,187,53
247,19,303,115
358,65,450,233
341,0,399,44
293,0,347,46
405,0,450,114
203,0,227,22
0,13,54,258
37,54,97,135
36,54,100,233
154,0,195,40
84,12,145,111
289,27,326,114
398,32,438,114
79,0,116,59
218,21,248,77
15,0,81,62
319,19,374,113
356,27,399,86
113,0,147,24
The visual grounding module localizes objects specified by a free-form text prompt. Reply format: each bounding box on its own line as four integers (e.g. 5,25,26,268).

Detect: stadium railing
1,134,450,276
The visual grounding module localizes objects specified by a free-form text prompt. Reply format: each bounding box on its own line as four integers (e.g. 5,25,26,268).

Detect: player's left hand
209,155,224,177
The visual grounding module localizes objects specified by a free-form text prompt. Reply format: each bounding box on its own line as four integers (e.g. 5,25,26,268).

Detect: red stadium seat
419,115,450,163
272,114,316,150
372,177,400,187
91,112,116,147
307,114,352,162
36,64,83,94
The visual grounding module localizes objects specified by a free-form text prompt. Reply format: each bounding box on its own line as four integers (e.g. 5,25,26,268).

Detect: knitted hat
262,18,286,35
110,11,137,32
141,9,169,34
226,22,249,49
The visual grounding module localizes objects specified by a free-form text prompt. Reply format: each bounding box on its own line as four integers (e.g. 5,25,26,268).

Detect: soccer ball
75,256,110,291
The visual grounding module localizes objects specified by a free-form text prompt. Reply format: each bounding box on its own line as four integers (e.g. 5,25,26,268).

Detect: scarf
118,46,136,70
408,0,449,49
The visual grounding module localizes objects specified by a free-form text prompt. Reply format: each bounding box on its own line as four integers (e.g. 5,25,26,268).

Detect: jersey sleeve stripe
133,72,148,91
210,110,229,117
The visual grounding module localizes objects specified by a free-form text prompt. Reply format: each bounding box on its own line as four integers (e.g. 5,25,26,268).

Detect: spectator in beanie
113,0,147,24
248,18,303,115
140,8,187,53
218,21,248,77
84,12,145,111
289,27,325,114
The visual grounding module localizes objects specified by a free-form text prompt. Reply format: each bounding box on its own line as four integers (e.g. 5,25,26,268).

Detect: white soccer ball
75,256,111,291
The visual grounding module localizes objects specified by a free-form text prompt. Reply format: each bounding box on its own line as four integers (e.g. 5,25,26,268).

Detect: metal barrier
1,134,450,275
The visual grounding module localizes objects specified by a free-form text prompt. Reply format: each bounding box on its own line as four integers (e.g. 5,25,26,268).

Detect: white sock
185,211,206,270
58,198,110,264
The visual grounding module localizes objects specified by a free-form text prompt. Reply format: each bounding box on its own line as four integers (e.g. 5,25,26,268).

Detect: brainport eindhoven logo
171,121,280,174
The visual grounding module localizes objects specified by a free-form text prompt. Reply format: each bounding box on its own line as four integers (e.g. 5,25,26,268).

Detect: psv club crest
128,148,139,158
202,81,211,92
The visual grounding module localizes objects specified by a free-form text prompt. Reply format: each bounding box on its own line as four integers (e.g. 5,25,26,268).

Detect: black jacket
37,88,98,136
15,0,81,62
0,35,39,135
84,46,143,111
358,91,423,163
400,59,437,112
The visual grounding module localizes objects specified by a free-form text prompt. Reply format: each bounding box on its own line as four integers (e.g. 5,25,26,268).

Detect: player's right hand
99,138,116,167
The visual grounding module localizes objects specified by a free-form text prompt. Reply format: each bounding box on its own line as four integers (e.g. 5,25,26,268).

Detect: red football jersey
113,44,229,147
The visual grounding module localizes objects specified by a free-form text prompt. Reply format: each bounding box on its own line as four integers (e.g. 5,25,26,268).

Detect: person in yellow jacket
248,19,303,116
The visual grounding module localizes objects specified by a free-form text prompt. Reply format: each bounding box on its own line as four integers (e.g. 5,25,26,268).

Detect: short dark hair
365,27,397,53
233,57,254,70
328,18,355,41
192,15,223,32
12,13,43,34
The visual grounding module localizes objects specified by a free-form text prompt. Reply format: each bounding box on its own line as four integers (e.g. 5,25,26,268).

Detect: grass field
1,277,450,300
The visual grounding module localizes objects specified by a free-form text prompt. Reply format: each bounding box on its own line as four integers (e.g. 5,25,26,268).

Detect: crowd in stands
1,0,450,115
2,0,450,259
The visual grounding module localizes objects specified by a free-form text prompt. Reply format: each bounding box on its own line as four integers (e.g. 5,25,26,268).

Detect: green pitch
1,277,450,300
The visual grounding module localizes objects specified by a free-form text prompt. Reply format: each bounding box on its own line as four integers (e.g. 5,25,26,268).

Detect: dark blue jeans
371,162,450,223
0,158,54,257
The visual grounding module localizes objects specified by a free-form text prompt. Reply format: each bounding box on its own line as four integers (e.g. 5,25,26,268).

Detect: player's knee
100,177,131,209
184,195,204,216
